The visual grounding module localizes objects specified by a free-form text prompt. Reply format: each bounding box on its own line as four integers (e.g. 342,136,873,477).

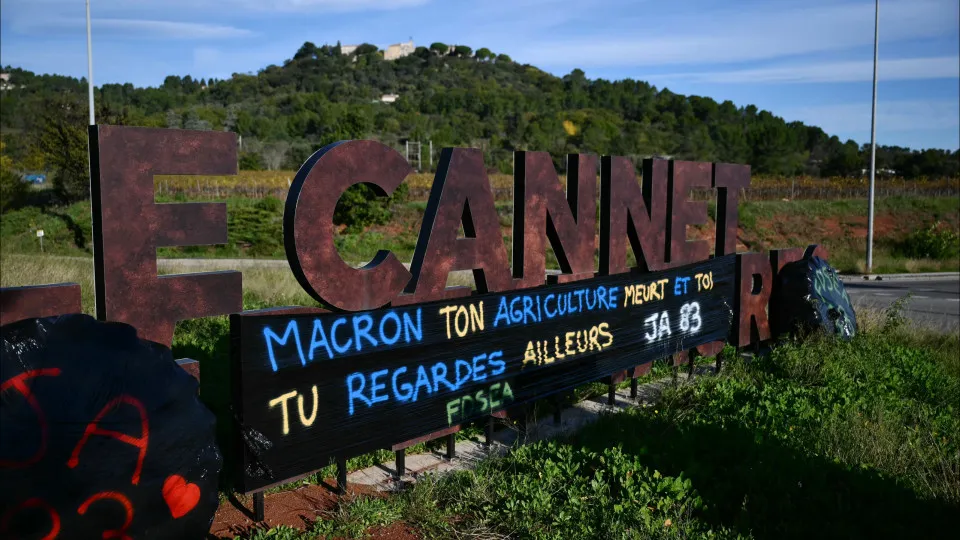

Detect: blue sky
1,0,958,150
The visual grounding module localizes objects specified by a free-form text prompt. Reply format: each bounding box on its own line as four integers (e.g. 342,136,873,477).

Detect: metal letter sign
0,127,830,498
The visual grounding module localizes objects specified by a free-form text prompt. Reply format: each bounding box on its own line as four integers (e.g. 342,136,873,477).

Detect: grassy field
237,309,960,539
3,195,958,274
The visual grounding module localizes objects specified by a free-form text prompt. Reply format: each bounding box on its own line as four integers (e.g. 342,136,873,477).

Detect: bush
0,168,29,213
334,182,408,233
898,221,960,260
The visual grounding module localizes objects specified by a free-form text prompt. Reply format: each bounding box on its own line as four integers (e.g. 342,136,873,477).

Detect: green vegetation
897,221,960,261
3,43,958,209
233,309,959,539
3,195,956,274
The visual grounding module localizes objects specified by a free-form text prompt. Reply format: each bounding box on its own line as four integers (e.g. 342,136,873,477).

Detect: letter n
513,152,597,288
89,126,241,347
68,395,149,485
599,157,667,275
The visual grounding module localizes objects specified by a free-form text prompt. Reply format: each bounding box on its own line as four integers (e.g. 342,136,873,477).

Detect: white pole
86,0,95,125
866,0,879,273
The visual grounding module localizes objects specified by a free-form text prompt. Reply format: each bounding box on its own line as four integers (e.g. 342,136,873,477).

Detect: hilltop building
338,40,415,61
0,73,13,91
384,40,415,60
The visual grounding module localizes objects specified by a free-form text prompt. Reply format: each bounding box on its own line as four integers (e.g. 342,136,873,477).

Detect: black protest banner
228,255,735,492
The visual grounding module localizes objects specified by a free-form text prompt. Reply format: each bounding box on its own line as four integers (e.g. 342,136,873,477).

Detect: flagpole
86,0,95,125
866,0,878,273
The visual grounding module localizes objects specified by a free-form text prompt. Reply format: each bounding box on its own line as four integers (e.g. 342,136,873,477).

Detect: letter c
285,141,413,311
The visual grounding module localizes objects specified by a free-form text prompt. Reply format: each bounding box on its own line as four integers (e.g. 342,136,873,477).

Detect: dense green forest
2,41,958,203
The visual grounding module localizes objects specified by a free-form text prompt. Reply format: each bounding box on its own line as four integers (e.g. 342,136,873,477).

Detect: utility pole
866,0,879,273
86,0,95,125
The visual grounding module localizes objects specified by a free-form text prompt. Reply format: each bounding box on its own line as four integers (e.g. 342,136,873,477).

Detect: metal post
252,491,264,522
445,433,456,460
394,450,405,480
336,457,348,494
429,140,433,169
86,0,95,125
866,0,879,273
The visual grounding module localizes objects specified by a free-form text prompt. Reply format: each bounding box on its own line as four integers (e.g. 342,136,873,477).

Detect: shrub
898,221,960,260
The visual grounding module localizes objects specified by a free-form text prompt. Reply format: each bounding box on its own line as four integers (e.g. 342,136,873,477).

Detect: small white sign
36,229,44,237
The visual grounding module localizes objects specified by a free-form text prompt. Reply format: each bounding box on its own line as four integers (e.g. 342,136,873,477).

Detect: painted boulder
0,314,221,539
771,256,857,340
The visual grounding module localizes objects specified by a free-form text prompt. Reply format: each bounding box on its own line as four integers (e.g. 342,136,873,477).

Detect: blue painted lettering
522,296,536,323
494,297,511,327
509,297,523,323
455,359,473,387
402,309,423,343
544,293,557,318
330,318,352,353
353,314,377,351
488,350,506,376
346,372,371,415
412,365,432,401
472,353,488,382
391,367,413,402
263,320,306,372
379,311,402,345
431,362,456,392
308,320,333,361
369,369,389,404
606,285,618,308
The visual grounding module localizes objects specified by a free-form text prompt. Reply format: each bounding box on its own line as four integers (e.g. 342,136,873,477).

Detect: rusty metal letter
599,158,668,275
285,141,413,311
0,283,83,327
89,125,241,347
734,252,772,347
513,152,597,288
400,148,513,304
666,161,712,266
713,163,750,257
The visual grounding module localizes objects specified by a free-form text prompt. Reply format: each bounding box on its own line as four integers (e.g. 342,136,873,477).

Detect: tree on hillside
355,43,379,55
35,95,89,202
496,53,512,63
475,48,493,61
453,45,473,58
429,42,448,55
294,42,318,60
0,139,29,213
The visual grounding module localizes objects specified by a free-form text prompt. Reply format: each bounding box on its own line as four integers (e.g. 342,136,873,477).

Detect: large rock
771,256,857,340
0,314,221,539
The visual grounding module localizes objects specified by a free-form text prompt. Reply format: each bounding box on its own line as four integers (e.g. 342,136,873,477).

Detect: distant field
3,195,958,275
155,171,960,202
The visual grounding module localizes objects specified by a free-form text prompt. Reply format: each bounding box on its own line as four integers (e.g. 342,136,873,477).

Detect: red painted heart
162,474,200,519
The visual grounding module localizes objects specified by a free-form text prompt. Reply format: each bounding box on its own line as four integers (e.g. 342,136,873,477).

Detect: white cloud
8,16,253,39
237,0,430,10
782,99,960,137
511,0,959,67
662,56,960,84
95,19,253,39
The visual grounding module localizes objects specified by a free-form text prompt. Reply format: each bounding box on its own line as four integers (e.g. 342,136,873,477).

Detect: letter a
67,395,149,485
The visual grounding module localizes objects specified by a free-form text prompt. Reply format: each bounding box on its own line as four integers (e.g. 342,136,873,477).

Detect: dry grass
0,255,319,312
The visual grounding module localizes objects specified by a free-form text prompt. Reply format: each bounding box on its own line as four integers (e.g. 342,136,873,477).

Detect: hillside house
383,40,415,60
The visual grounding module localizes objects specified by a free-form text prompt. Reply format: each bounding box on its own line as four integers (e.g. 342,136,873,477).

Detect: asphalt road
841,277,960,332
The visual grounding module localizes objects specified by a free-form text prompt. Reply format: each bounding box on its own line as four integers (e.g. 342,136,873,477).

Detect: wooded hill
2,41,957,198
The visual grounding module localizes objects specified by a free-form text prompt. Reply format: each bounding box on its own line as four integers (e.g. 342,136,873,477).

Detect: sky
1,0,958,150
